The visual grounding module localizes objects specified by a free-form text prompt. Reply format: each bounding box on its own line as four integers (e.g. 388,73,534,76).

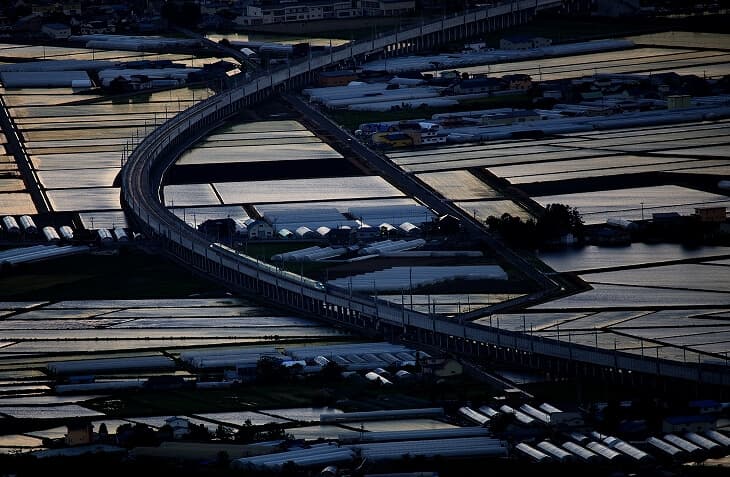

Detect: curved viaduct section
121,1,730,387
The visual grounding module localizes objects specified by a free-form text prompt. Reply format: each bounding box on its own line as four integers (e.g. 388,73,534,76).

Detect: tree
485,213,538,249
117,423,158,447
256,356,285,384
236,419,255,443
320,361,344,381
160,1,201,28
260,424,288,441
216,424,233,441
157,424,174,441
186,423,211,441
536,203,584,242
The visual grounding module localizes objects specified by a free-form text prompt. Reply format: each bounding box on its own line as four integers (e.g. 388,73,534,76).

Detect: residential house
66,422,94,446
378,0,416,16
260,0,414,24
695,207,727,223
62,3,82,17
436,214,461,234
318,70,359,87
398,121,444,145
328,227,357,246
480,110,541,126
662,415,716,434
233,5,264,25
80,20,115,35
421,357,463,377
41,23,70,39
32,2,81,17
452,77,503,95
688,399,723,415
199,217,249,242
372,131,414,148
356,223,380,241
502,74,532,90
164,416,191,439
667,94,692,110
500,35,551,50
247,218,275,239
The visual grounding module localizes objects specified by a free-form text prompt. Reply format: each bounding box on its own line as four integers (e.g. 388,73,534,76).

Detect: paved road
0,96,49,213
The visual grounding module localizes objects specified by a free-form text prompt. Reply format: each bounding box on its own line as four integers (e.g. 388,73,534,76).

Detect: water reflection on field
0,298,351,356
539,243,730,272
0,39,220,217
501,248,730,366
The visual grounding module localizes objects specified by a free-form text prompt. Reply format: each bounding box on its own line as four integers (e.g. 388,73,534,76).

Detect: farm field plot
480,251,730,366
534,185,730,224
440,47,730,81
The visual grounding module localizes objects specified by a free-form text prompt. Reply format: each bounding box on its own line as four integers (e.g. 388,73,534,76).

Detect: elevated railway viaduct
121,0,730,391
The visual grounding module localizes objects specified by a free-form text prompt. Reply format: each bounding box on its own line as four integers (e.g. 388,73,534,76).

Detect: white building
234,5,264,26
378,0,415,16
42,23,71,39
261,0,415,24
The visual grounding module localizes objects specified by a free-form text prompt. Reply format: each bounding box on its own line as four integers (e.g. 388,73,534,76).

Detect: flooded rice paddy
0,298,350,358
0,41,223,220
426,32,730,81
535,185,730,225
213,176,404,205
454,200,533,221
417,170,502,201
165,175,404,207
3,83,216,219
444,46,730,81
388,119,730,224
450,30,730,368
478,250,730,366
390,120,730,175
539,243,730,272
175,120,340,166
